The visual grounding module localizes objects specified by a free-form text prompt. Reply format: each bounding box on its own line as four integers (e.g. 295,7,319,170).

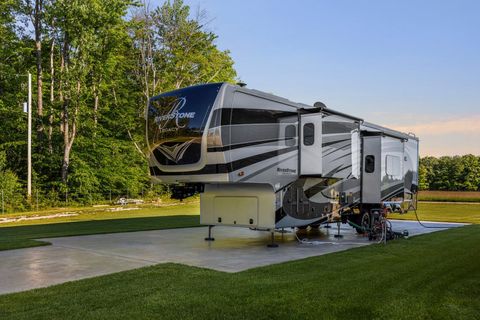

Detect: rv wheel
355,212,370,234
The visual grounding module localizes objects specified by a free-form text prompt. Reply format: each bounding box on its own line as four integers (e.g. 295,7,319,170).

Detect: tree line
419,155,480,191
0,0,236,211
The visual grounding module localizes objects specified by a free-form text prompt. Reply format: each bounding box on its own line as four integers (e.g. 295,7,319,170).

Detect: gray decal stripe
334,164,352,174
331,152,352,162
239,153,297,181
231,146,297,171
151,146,297,176
207,137,294,152
323,148,340,157
381,183,404,200
322,138,350,148
324,164,343,177
381,188,404,201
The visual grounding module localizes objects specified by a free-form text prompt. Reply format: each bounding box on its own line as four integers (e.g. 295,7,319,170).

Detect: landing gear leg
267,231,278,248
334,221,343,238
204,225,215,241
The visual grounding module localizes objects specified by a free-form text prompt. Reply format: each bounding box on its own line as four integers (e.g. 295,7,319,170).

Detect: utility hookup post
27,72,32,201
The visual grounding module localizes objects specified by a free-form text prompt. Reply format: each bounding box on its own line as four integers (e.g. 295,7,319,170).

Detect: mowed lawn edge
0,224,478,319
0,215,200,251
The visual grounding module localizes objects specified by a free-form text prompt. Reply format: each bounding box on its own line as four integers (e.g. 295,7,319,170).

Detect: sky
154,0,480,156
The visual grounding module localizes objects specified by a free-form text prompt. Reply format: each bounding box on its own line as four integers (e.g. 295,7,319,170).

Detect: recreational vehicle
146,83,419,245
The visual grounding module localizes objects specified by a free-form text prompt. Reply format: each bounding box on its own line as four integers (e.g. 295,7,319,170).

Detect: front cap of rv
146,82,229,183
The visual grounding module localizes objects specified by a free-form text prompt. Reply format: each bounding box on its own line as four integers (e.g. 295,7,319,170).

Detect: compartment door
300,114,322,175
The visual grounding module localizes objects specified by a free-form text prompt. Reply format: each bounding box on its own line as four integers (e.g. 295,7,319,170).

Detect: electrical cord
413,207,450,228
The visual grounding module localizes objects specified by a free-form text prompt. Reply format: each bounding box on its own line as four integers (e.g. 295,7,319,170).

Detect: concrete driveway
0,220,465,295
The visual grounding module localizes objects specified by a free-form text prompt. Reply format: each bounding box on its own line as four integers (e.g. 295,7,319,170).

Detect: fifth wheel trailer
146,82,419,243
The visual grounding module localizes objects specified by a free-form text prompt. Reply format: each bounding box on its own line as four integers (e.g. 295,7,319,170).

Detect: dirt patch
106,207,141,212
0,213,79,224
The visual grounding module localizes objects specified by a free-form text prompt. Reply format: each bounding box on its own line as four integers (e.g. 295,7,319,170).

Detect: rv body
147,83,419,231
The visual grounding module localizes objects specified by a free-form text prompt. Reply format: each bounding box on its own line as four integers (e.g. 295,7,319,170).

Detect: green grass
0,224,478,319
0,200,201,251
0,215,200,251
392,202,480,224
0,201,200,228
418,190,480,202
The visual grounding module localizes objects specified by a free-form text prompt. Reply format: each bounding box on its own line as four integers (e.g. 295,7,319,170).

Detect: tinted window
218,109,296,125
303,123,314,146
147,83,222,165
365,155,375,173
285,125,296,146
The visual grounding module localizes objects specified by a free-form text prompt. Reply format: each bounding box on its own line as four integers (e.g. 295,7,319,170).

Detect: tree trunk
34,0,43,119
48,37,55,153
60,32,73,184
61,101,71,183
93,82,99,138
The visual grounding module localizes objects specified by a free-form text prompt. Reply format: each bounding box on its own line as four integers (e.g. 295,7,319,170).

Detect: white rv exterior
146,83,419,233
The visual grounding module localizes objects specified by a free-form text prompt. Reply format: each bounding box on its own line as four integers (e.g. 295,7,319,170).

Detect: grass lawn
392,202,480,224
0,208,200,251
0,224,478,319
0,200,200,228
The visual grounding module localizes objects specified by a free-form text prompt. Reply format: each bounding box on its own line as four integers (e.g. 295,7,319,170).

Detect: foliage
419,155,480,191
0,151,23,212
0,0,236,210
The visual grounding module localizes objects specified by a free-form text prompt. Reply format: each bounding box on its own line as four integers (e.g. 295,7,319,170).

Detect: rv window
365,155,375,173
285,125,296,146
303,123,314,146
386,155,401,177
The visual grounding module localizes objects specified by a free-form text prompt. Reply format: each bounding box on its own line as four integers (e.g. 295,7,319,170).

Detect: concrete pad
0,220,465,295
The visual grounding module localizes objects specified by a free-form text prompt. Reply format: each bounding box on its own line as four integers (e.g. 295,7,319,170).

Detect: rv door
299,114,322,175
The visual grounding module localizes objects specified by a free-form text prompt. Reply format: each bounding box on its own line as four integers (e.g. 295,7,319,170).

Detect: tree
459,155,480,191
152,0,236,91
418,161,429,190
0,151,23,212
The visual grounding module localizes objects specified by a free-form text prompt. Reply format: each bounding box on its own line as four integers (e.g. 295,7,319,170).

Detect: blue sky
155,0,480,156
